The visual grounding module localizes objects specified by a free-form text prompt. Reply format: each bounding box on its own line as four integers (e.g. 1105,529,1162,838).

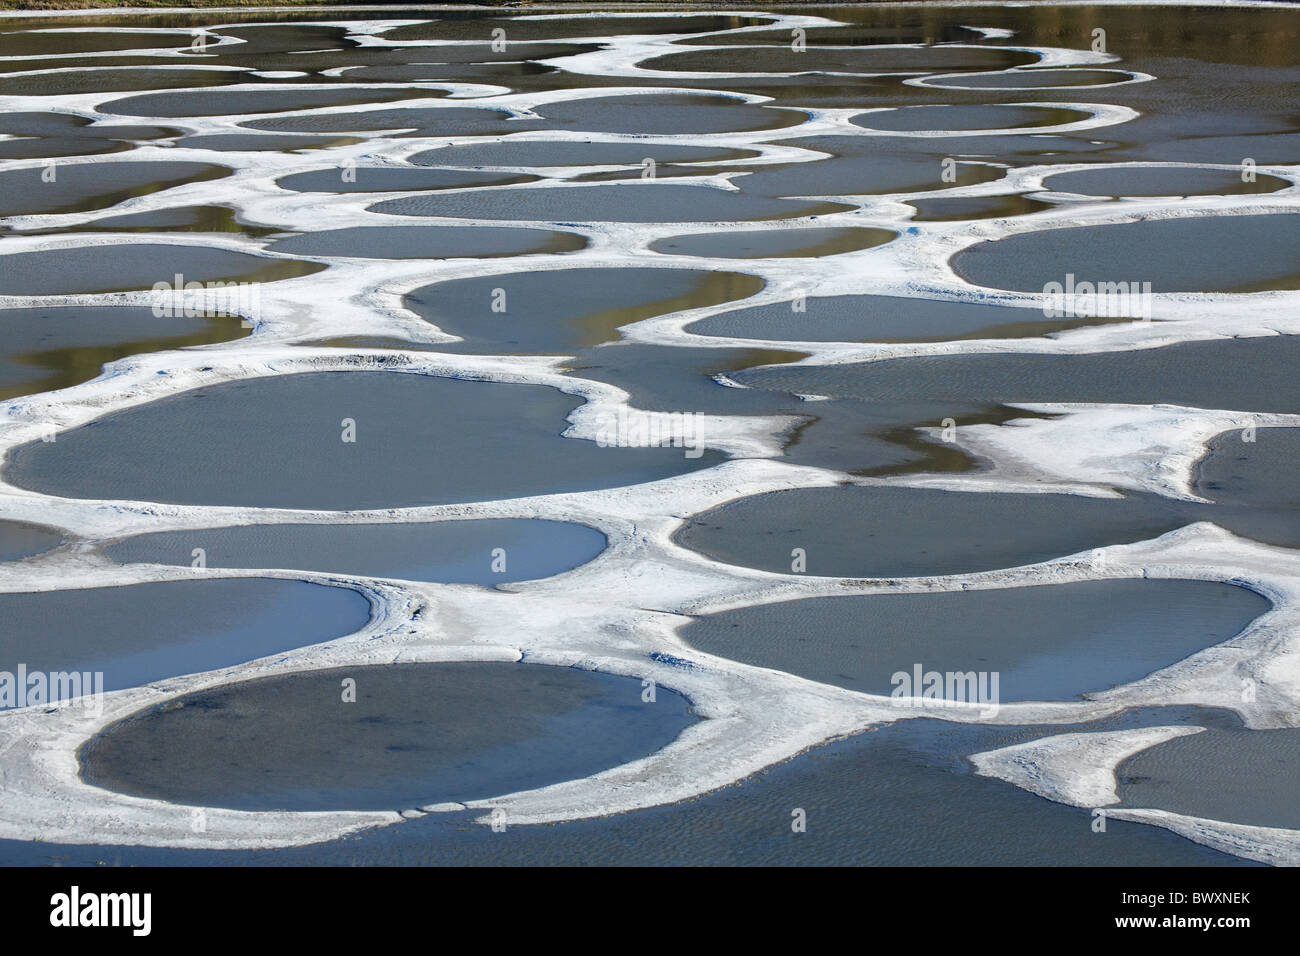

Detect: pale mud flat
0,2,1296,864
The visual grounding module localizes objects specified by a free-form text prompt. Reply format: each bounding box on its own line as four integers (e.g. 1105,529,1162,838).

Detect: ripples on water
0,3,1296,866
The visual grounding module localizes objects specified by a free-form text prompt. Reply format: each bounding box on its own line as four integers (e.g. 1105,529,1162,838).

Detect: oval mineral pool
1191,426,1300,548
642,45,1040,76
98,86,441,118
240,106,523,138
0,520,61,562
650,226,895,259
380,15,764,42
687,294,1129,343
1116,727,1300,830
410,141,759,169
0,161,227,217
0,244,323,296
275,167,536,193
106,518,607,585
266,225,585,259
77,662,696,812
1040,165,1290,198
5,371,724,509
0,306,249,401
532,93,806,136
0,578,371,696
851,104,1093,133
674,485,1194,578
921,69,1136,90
734,334,1300,414
405,266,764,352
952,213,1300,294
681,580,1269,701
371,183,849,224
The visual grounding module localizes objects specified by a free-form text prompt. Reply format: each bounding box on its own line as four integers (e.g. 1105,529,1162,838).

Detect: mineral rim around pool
674,485,1195,578
0,579,371,695
106,518,608,585
404,267,765,352
77,663,696,812
0,306,249,401
5,371,724,509
681,580,1269,701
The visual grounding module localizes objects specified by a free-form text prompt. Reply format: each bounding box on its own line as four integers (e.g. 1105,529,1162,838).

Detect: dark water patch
735,334,1300,415
0,67,237,97
0,520,61,562
78,662,695,813
924,69,1136,90
674,485,1193,578
650,226,894,259
372,182,848,224
642,45,1039,76
107,518,607,585
0,578,371,695
405,266,763,352
0,244,323,296
5,371,723,510
0,161,226,217
380,15,765,43
0,306,249,401
267,225,585,260
682,580,1268,701
99,86,440,119
1041,165,1291,198
241,106,525,139
19,205,278,238
687,294,1132,344
852,104,1092,133
0,29,189,57
338,61,557,84
562,344,806,416
276,167,537,193
907,194,1055,222
20,706,1253,865
174,133,365,152
1117,727,1300,830
1197,426,1300,513
532,93,805,136
736,152,1005,198
410,140,759,168
954,214,1300,294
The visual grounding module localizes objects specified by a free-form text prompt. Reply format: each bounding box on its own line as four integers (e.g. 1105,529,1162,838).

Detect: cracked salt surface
0,3,1295,862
